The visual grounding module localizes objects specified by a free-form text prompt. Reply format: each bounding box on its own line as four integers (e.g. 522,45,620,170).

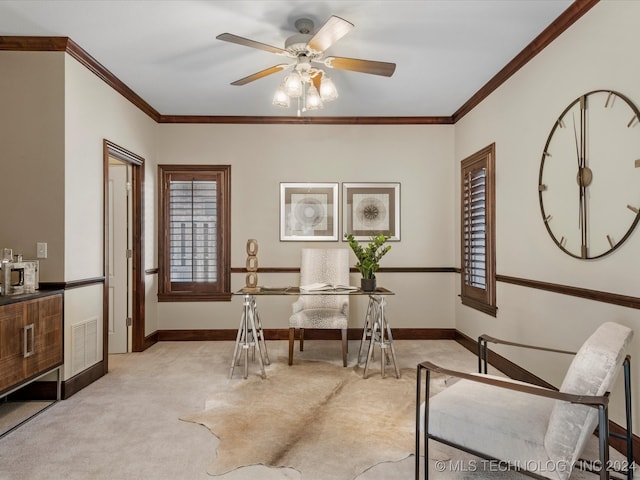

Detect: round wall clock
539,89,640,259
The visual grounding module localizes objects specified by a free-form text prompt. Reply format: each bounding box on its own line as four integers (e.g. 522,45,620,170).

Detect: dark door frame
102,140,146,373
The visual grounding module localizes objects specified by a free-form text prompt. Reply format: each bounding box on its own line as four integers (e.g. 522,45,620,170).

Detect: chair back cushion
544,322,632,472
298,249,350,311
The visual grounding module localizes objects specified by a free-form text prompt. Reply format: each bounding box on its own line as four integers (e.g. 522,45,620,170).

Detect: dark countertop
0,289,64,307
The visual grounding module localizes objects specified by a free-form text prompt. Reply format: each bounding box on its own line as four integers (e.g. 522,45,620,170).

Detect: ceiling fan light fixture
319,75,338,102
283,72,303,98
305,84,323,110
219,14,396,115
272,85,290,108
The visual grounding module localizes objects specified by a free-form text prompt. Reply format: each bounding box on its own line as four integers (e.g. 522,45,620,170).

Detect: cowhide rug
181,358,448,479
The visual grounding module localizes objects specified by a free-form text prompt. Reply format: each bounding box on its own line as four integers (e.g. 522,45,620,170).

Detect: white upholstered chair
417,322,634,480
289,248,350,367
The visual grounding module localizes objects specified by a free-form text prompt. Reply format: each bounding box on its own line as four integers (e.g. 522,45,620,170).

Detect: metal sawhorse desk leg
229,294,270,379
357,295,377,364
362,294,400,379
358,295,393,367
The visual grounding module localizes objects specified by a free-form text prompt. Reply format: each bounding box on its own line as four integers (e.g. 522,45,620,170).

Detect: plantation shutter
169,179,218,283
463,167,486,289
460,145,496,316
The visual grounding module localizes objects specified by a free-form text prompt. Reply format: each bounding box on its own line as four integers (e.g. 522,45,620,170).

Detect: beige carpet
0,340,629,480
182,357,447,479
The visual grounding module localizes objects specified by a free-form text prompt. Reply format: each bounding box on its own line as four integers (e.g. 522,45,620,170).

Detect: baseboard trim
454,331,556,389
609,422,640,467
158,329,238,341
157,327,457,342
62,361,106,399
141,331,159,351
6,362,105,401
454,331,640,465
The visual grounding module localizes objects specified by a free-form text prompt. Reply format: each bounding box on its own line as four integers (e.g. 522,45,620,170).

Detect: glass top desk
230,287,398,380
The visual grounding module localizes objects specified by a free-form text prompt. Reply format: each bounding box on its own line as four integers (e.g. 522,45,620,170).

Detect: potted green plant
344,233,391,291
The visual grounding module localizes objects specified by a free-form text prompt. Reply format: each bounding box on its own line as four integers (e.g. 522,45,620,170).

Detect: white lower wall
63,284,103,381
145,273,158,338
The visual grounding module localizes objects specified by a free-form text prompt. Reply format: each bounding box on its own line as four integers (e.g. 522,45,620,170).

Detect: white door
108,162,131,354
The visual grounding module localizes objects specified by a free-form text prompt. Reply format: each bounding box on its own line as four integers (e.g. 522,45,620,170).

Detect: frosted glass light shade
319,76,338,102
305,85,323,110
284,72,303,98
272,86,290,107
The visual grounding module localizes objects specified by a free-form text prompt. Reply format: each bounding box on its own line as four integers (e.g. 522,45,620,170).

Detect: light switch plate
36,242,47,259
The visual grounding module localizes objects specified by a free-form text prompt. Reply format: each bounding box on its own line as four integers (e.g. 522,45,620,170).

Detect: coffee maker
1,248,39,295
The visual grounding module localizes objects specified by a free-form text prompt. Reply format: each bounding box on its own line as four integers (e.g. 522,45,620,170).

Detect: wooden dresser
0,291,63,399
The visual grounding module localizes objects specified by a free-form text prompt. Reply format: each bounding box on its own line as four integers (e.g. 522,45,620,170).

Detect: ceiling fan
216,15,396,113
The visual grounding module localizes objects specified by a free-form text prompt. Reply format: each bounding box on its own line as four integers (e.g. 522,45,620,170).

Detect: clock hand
572,112,586,249
572,113,581,168
578,95,589,258
580,183,588,258
573,111,585,254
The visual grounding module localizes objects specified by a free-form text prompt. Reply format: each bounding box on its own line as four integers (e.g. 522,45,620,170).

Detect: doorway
103,140,145,372
107,159,132,353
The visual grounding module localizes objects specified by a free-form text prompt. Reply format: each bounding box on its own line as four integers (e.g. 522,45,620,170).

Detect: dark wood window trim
158,165,231,302
461,144,497,316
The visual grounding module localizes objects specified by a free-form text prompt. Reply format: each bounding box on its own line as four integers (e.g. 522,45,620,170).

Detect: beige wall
155,123,456,330
0,51,65,280
454,1,640,430
63,54,159,359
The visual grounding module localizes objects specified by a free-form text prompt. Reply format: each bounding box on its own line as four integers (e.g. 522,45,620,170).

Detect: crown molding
157,115,453,125
0,0,600,126
0,35,68,51
452,0,599,122
0,36,161,122
65,37,160,121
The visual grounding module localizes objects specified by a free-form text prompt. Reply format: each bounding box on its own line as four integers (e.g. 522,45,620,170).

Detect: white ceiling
0,0,574,118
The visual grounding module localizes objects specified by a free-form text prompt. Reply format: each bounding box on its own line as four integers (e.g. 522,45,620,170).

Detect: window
158,165,231,301
460,144,496,316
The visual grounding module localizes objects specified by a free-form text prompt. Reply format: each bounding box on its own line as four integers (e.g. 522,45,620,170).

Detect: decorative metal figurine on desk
243,238,260,293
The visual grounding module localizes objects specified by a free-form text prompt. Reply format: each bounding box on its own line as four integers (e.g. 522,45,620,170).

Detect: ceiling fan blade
324,56,396,77
311,71,322,91
230,64,289,86
216,33,287,55
307,15,354,52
